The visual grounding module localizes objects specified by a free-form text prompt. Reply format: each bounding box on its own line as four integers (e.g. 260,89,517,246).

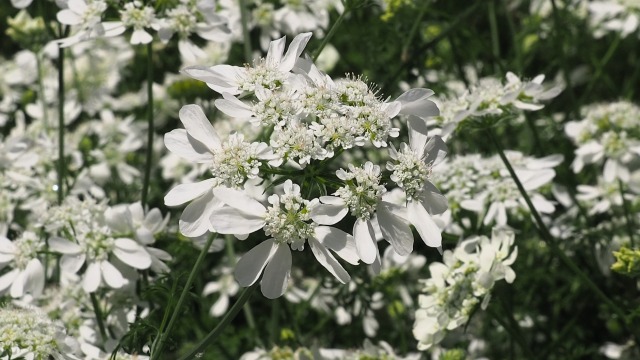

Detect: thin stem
141,42,154,207
150,234,215,359
178,283,258,360
90,293,108,343
486,304,532,359
486,128,631,325
618,179,636,247
36,52,50,132
313,8,349,62
400,2,427,63
238,0,252,63
57,38,65,204
549,0,576,118
580,35,621,104
488,0,501,74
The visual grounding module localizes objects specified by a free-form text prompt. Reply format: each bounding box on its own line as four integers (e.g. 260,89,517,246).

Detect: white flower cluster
413,228,518,351
565,101,640,181
432,72,562,139
0,305,79,360
240,340,421,360
166,33,448,298
432,151,562,227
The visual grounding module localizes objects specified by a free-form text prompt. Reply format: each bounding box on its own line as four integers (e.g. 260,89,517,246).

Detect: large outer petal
83,262,102,293
397,88,438,119
261,244,292,299
353,219,377,264
164,129,215,163
407,200,442,248
48,236,82,254
101,261,126,289
23,259,45,298
209,206,265,235
309,237,350,284
179,191,223,237
313,226,359,265
309,197,347,225
0,268,19,292
165,179,216,207
279,32,313,72
180,65,241,95
377,202,414,256
212,187,266,216
179,105,221,150
235,239,276,287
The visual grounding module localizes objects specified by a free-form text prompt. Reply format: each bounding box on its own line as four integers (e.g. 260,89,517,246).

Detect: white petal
279,32,312,72
23,259,45,298
114,238,140,251
313,226,359,265
179,104,222,150
48,236,82,254
164,129,215,163
202,282,221,295
353,219,378,264
165,179,216,207
408,115,430,154
397,88,438,118
423,136,448,166
235,239,276,287
211,295,229,317
0,268,19,292
101,261,126,288
60,253,86,274
417,182,448,215
210,205,265,235
407,200,442,248
309,200,347,225
179,191,223,237
57,9,82,25
10,271,25,298
266,36,286,68
309,237,350,284
130,29,153,44
212,187,266,217
113,246,152,270
377,202,414,256
261,244,292,299
180,65,240,95
83,262,101,293
214,94,253,119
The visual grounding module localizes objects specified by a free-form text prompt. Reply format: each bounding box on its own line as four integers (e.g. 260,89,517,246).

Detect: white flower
209,180,359,298
164,104,276,237
0,305,80,360
0,231,45,299
202,265,240,317
115,0,158,45
387,124,448,249
182,32,312,95
105,202,172,273
56,0,125,47
46,198,152,293
413,228,517,351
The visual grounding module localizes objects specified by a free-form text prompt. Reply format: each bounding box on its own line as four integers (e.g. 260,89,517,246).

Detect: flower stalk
150,234,215,359
141,42,154,207
313,7,349,62
178,283,258,360
486,127,631,325
57,32,66,205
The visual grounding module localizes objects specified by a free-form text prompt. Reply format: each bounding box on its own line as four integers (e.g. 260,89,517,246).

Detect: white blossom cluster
0,305,79,360
565,101,640,182
431,72,562,139
240,340,421,360
432,151,562,227
166,32,448,298
413,228,518,351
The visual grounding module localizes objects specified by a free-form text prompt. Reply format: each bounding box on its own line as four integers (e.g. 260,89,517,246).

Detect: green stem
238,0,252,63
90,293,108,343
488,0,501,74
178,283,258,360
57,36,65,205
549,0,576,118
400,2,427,63
618,179,636,247
150,234,215,359
141,42,154,207
486,128,630,324
580,35,621,104
486,304,532,358
313,8,349,62
36,52,50,132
